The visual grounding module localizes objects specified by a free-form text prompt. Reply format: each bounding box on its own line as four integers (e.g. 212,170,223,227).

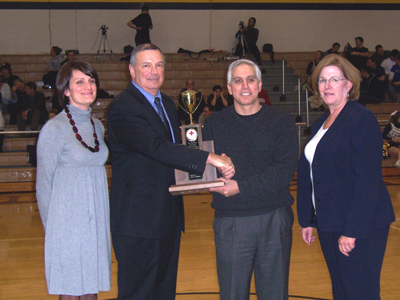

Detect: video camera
100,25,109,35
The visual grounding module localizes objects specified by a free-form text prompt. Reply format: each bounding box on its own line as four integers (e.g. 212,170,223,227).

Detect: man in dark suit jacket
107,43,235,300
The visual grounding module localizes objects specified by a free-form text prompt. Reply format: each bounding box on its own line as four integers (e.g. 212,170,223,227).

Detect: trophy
169,90,224,195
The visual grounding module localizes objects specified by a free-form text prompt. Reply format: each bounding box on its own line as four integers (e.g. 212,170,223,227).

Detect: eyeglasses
317,77,348,85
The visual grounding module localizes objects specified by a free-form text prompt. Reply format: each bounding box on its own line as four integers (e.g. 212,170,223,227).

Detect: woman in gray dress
36,60,111,299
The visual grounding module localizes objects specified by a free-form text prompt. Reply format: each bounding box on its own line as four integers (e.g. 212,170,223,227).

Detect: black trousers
112,225,181,300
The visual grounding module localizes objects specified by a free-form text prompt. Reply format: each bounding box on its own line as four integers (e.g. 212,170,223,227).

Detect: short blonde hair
311,54,361,101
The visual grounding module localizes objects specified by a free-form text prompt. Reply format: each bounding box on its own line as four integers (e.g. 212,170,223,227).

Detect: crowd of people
306,37,400,107
0,48,77,138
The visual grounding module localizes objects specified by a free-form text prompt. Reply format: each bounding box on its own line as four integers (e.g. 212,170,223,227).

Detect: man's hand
206,153,235,179
209,177,239,197
338,235,356,257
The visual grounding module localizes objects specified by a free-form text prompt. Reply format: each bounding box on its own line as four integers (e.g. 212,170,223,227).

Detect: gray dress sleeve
35,120,65,230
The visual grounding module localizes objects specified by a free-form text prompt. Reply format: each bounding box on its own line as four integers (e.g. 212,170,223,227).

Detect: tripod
233,28,248,58
96,25,115,61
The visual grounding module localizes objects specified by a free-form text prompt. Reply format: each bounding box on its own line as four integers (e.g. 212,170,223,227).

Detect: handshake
206,153,239,197
207,152,235,180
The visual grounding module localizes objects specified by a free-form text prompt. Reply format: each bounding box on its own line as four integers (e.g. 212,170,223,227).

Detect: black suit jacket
107,83,209,239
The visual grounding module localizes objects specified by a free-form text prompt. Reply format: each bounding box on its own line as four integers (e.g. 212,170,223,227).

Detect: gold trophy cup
177,89,203,124
169,89,223,195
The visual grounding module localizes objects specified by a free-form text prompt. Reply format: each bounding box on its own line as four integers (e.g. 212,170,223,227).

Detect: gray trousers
214,207,293,300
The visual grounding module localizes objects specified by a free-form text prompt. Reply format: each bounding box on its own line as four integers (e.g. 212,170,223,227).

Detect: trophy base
169,180,224,196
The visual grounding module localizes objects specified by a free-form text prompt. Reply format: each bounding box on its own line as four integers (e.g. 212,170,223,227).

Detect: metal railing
281,56,310,127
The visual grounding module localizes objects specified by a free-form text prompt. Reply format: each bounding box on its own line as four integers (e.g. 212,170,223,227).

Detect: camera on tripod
100,25,109,35
239,21,244,28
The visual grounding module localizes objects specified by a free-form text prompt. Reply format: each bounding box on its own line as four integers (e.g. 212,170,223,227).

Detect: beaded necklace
65,106,99,153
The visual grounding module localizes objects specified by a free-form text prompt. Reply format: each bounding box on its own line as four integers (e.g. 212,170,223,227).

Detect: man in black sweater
203,59,298,300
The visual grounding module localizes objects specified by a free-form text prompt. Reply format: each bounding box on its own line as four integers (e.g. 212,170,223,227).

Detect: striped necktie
154,97,172,139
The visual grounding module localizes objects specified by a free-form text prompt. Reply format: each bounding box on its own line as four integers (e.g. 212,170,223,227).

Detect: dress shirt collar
132,80,161,109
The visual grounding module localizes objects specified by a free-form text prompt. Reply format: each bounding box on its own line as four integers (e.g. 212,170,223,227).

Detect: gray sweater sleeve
35,120,64,230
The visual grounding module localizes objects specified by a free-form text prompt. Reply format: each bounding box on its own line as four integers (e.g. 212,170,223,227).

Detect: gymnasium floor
0,180,399,300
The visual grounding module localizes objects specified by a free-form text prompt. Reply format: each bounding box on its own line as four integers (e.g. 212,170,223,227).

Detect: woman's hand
338,235,356,257
301,227,316,245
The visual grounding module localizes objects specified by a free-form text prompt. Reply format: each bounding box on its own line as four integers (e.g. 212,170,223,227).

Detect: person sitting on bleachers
387,54,400,103
60,50,76,66
177,78,205,124
381,49,399,75
343,36,369,71
17,82,48,131
0,74,17,114
258,88,271,106
358,66,385,105
371,44,390,66
306,51,323,76
8,79,26,125
207,84,229,111
42,46,63,89
366,57,387,94
0,62,20,89
323,42,340,57
383,110,400,167
367,57,386,82
198,104,214,126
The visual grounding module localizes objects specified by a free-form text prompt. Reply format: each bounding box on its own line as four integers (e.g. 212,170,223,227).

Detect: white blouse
304,123,329,211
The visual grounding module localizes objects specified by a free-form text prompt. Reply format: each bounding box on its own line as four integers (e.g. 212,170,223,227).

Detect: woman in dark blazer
297,54,395,300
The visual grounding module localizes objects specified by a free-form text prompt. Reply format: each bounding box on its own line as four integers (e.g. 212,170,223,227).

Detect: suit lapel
129,84,174,142
314,101,354,156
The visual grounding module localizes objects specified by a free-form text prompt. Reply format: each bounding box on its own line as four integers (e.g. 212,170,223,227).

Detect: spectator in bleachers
8,79,25,124
42,46,63,89
366,57,386,81
177,78,205,124
60,50,76,66
0,74,17,113
382,110,400,167
387,54,400,103
198,104,214,126
207,84,229,111
381,49,399,75
306,50,323,76
17,82,48,131
0,62,20,89
324,42,340,57
343,36,369,70
358,66,385,105
36,60,111,299
258,88,272,106
371,44,390,66
306,51,325,111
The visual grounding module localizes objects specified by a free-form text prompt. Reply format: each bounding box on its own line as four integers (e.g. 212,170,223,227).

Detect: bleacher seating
0,52,398,193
